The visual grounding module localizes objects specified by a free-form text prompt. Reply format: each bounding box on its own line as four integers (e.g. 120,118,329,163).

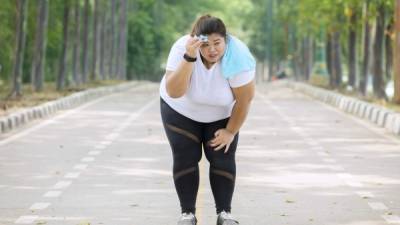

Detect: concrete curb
284,81,400,136
0,81,141,135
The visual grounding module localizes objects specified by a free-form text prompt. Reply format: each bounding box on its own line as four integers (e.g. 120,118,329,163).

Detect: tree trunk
332,31,343,88
91,0,99,81
394,0,400,103
72,0,81,86
117,0,127,80
57,0,70,91
372,3,388,100
10,0,28,98
109,0,116,78
348,9,358,88
99,0,107,80
326,31,334,86
81,0,89,83
359,0,371,96
31,0,48,92
385,18,394,81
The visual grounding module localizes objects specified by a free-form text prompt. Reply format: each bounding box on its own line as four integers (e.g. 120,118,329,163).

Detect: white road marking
105,133,120,140
43,191,62,198
355,191,375,198
382,215,400,224
34,216,93,221
73,164,88,170
317,152,329,157
100,140,112,145
94,145,107,149
0,92,123,147
88,151,101,155
64,172,81,179
368,202,388,210
81,157,95,162
29,202,50,210
323,158,337,163
345,181,364,187
53,181,72,189
14,215,38,224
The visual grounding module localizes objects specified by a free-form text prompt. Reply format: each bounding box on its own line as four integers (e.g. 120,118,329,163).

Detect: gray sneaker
217,211,239,225
178,212,197,225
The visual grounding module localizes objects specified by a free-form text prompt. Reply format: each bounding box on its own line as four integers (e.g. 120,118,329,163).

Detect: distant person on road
159,14,255,225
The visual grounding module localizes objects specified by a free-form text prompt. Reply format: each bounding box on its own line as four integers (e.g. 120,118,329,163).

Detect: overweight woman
160,14,255,225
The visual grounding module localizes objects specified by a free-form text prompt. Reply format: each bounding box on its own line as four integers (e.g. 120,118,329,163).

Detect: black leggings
160,98,239,214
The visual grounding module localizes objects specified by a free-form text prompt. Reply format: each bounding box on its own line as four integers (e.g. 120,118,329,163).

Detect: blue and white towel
221,35,256,79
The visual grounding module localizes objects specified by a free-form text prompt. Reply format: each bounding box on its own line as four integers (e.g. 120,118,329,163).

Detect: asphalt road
1,81,399,225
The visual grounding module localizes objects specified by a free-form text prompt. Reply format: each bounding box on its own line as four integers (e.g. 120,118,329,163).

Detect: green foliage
0,1,16,85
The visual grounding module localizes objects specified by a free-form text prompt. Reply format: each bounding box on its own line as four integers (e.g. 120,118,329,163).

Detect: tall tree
99,0,107,80
72,0,81,86
91,0,99,81
116,0,128,80
81,0,90,83
109,0,116,78
347,4,359,89
57,0,70,90
360,0,371,96
372,2,388,100
331,30,343,87
394,0,400,103
9,0,28,98
31,0,48,92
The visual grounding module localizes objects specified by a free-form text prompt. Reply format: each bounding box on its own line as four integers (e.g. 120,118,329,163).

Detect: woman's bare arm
226,81,255,135
165,37,202,98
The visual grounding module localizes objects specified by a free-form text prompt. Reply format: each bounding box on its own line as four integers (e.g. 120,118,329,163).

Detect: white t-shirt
159,35,254,123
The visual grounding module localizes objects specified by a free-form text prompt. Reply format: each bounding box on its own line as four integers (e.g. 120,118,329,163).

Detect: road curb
283,80,400,136
0,81,140,135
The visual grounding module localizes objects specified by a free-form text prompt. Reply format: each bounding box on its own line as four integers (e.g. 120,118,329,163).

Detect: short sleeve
228,70,255,88
166,36,188,71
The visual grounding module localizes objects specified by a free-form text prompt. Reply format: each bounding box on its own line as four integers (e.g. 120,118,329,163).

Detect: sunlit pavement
0,81,399,225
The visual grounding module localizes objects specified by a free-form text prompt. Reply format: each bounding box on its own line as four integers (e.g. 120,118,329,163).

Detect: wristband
183,53,197,62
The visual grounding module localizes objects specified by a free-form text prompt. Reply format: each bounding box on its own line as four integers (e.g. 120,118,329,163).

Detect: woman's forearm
226,101,252,135
166,60,194,98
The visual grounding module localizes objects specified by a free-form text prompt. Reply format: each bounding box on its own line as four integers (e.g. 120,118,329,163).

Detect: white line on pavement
323,158,337,163
94,145,107,149
81,157,95,162
53,181,72,189
100,140,112,145
355,191,375,198
368,202,388,210
0,93,120,147
345,181,364,187
382,215,400,224
317,152,329,157
64,172,81,179
73,164,88,170
29,202,50,210
88,151,102,155
43,191,62,198
14,215,38,224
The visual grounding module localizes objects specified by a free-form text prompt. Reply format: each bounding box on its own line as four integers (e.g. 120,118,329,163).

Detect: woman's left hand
209,129,235,153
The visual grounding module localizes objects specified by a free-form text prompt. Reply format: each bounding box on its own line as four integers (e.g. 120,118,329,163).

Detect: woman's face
199,33,226,65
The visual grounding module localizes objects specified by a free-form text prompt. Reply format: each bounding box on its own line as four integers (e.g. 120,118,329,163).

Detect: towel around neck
221,35,256,79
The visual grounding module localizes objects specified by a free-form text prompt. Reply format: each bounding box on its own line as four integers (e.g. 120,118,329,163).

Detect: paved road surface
1,82,399,225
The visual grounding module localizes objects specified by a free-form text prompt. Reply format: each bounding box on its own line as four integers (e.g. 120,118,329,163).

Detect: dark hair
190,14,227,38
